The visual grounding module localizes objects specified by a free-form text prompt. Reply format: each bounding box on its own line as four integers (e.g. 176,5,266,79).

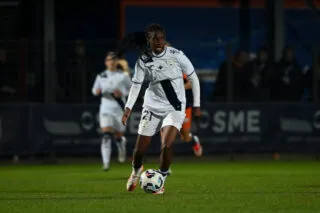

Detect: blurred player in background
180,73,203,156
117,55,131,76
121,24,201,194
92,51,131,171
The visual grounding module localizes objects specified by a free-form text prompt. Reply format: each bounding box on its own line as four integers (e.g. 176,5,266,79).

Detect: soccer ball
139,169,164,193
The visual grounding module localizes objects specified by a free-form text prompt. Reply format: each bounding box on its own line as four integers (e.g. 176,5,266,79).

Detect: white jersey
92,69,131,115
132,46,195,114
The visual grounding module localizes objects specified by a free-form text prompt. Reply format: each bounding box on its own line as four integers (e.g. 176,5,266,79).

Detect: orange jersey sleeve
183,74,188,83
183,74,187,80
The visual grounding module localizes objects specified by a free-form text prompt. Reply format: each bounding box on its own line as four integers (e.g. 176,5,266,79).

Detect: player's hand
96,88,101,95
113,89,122,98
184,81,192,90
122,107,131,126
193,107,201,120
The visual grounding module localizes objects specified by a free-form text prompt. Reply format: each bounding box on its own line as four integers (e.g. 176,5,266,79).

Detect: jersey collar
152,46,167,58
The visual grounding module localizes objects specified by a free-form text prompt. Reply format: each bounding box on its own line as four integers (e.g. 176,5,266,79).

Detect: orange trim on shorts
182,107,192,130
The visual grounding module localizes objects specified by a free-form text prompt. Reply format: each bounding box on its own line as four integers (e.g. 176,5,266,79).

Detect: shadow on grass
1,190,320,201
0,192,135,201
86,177,128,181
0,190,135,201
0,195,131,201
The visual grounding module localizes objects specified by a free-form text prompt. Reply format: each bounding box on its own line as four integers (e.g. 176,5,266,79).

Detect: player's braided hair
115,32,147,57
145,23,166,39
115,23,165,57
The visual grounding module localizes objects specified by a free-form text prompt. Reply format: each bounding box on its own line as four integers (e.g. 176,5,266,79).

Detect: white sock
101,134,112,167
121,136,127,145
120,136,127,150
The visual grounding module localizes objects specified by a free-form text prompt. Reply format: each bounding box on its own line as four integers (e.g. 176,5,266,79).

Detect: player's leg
158,108,186,176
154,110,185,194
126,109,161,191
180,107,203,157
180,107,193,142
99,113,114,171
114,131,126,163
126,135,152,191
160,125,178,175
114,112,128,163
160,129,172,175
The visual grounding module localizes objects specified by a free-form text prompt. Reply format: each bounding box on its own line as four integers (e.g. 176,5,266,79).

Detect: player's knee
186,133,193,142
181,131,191,142
180,133,185,141
101,127,113,133
114,132,123,141
161,140,173,149
102,132,113,144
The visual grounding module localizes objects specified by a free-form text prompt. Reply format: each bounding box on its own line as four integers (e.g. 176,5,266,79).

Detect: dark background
1,0,320,157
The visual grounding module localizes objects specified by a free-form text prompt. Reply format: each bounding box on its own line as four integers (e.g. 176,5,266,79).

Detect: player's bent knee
101,127,113,133
101,132,113,149
180,131,191,142
161,140,173,149
114,131,124,140
102,132,113,142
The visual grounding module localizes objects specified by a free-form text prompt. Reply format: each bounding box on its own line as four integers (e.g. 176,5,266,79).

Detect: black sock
158,169,169,177
132,153,143,172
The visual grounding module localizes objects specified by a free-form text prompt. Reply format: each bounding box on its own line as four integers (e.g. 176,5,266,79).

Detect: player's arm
178,51,201,116
122,60,146,125
188,72,201,109
92,75,101,96
123,74,133,97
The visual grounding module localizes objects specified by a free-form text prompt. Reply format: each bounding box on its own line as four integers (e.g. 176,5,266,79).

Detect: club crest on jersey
166,59,175,66
170,49,179,54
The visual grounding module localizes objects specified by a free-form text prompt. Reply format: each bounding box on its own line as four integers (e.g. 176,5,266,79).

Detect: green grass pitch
0,160,319,213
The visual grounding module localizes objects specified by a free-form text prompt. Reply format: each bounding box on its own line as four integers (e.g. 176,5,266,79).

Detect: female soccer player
121,24,201,194
92,51,131,171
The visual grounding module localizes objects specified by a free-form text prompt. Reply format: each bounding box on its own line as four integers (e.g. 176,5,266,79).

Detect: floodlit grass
0,160,319,213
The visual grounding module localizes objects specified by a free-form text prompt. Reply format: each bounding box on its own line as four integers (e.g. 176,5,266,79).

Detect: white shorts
138,108,186,136
99,111,126,133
